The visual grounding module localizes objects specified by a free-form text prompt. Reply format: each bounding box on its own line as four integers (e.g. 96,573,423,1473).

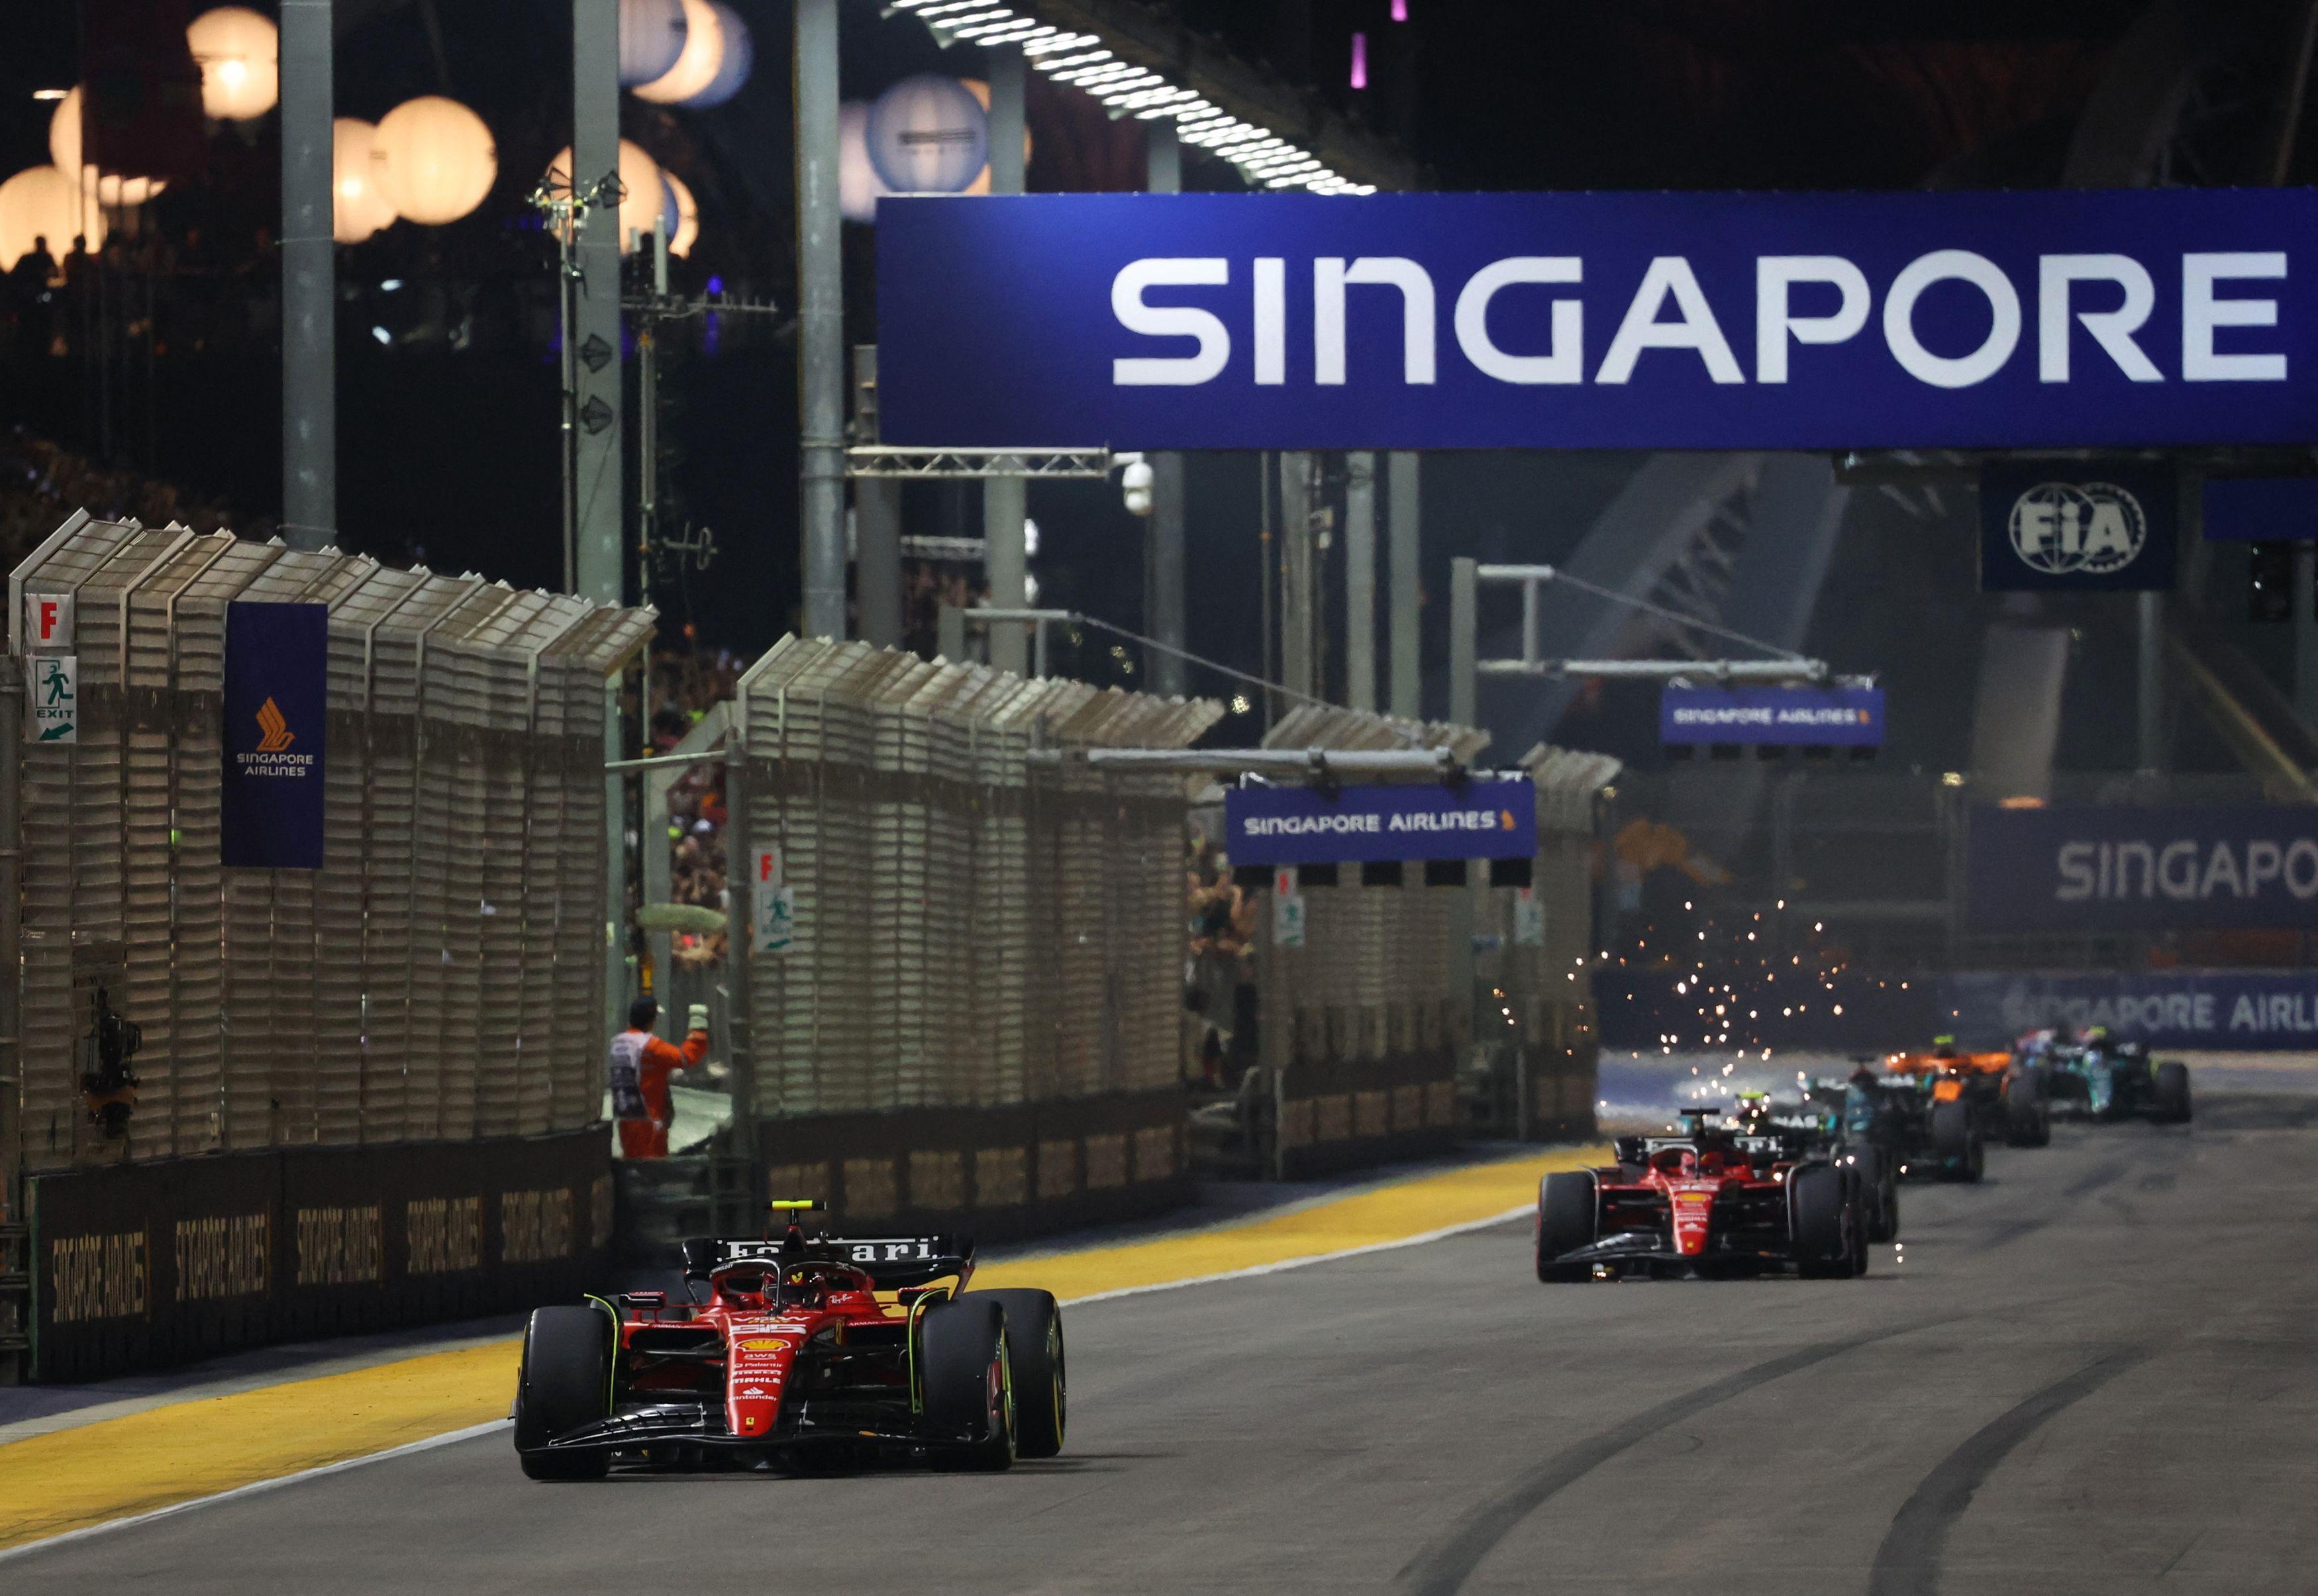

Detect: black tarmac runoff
17,1083,2318,1594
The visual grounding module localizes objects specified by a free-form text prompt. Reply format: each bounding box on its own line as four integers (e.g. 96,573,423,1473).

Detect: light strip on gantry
882,0,1378,194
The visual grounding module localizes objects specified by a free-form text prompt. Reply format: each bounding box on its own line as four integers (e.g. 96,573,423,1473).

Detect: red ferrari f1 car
1535,1113,1868,1281
513,1202,1064,1478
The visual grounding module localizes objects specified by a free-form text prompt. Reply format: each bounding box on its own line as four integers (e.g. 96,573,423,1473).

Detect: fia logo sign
2007,482,2148,576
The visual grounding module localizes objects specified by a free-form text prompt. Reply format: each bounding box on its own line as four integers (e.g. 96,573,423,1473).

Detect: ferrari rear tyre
1536,1172,1596,1282
1932,1101,1982,1181
2152,1062,2192,1123
514,1305,613,1481
1791,1166,1856,1279
920,1297,1016,1471
978,1289,1066,1459
2007,1066,2052,1148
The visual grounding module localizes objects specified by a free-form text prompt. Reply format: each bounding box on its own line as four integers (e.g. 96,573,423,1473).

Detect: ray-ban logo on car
254,696,296,753
2008,481,2147,575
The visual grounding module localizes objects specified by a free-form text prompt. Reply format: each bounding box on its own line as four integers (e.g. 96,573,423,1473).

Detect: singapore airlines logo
237,696,315,778
255,697,296,754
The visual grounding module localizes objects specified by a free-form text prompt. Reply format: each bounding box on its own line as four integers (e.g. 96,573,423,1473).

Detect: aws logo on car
2007,481,2148,576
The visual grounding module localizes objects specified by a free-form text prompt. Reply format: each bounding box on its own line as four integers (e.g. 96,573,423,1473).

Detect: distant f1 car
1731,1087,1900,1244
513,1202,1064,1479
2027,1028,2192,1124
1827,1038,2049,1185
1535,1111,1868,1280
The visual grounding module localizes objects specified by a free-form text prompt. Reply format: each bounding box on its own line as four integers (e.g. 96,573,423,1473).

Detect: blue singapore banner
1940,970,2318,1051
221,602,327,870
1979,460,2178,591
876,189,2318,451
1225,778,1537,867
1967,805,2318,932
1659,683,1884,746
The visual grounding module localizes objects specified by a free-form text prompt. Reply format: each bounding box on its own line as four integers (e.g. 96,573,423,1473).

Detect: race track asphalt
16,1087,2318,1595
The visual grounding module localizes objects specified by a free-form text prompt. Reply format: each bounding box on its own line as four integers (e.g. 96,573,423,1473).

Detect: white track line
0,1421,510,1564
1,1193,1545,1558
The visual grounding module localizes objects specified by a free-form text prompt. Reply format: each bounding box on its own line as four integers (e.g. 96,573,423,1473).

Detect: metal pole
575,0,629,1038
574,0,622,607
637,229,662,604
2297,545,2318,733
796,0,848,639
2137,590,2162,775
721,726,761,1189
1344,451,1376,711
852,346,903,648
279,0,334,550
1144,123,1187,697
1281,452,1314,701
1447,556,1480,1053
982,43,1029,673
1389,451,1421,718
1450,556,1478,729
1259,452,1276,727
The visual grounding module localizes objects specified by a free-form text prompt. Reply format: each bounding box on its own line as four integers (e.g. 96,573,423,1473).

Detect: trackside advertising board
2201,476,2318,540
1940,971,2318,1052
1967,805,2318,932
1225,778,1537,867
1660,683,1884,746
222,602,327,870
876,191,2318,451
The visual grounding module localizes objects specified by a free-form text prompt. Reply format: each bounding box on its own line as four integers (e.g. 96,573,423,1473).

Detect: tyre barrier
755,1089,1192,1244
28,1127,611,1381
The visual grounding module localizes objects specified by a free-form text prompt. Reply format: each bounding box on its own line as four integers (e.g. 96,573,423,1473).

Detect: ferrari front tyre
920,1297,1016,1470
1536,1172,1596,1281
2151,1062,2192,1124
514,1305,613,1481
977,1288,1066,1460
1790,1165,1855,1279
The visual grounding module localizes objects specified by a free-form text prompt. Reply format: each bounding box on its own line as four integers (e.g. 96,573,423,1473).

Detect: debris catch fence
2,513,653,1380
723,636,1222,1232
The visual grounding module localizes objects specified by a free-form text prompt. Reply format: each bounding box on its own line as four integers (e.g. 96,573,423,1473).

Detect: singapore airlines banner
876,190,2317,451
221,601,327,870
1967,805,2318,932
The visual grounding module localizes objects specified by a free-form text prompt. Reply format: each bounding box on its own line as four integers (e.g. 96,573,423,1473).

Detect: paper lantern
680,3,752,107
0,166,105,274
958,78,1033,195
664,171,699,257
331,118,399,244
545,139,666,253
47,87,167,207
866,74,987,195
838,103,891,223
634,0,723,105
619,0,689,86
187,7,279,121
371,97,496,225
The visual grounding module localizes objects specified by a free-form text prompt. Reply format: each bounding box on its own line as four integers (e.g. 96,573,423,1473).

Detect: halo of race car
1534,1027,2191,1283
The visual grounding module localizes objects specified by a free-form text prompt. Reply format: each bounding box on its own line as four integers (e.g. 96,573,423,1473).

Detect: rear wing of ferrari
681,1233,975,1289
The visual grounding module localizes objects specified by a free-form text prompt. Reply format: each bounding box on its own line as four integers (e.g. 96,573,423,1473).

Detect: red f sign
25,593,72,650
